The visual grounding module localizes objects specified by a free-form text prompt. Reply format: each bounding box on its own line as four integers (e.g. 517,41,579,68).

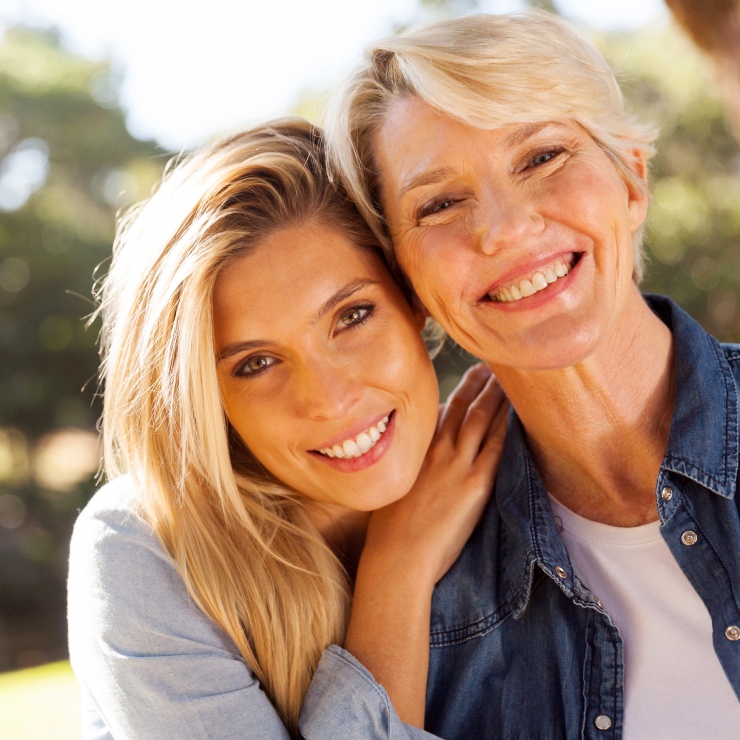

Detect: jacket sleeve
68,480,291,740
300,646,442,740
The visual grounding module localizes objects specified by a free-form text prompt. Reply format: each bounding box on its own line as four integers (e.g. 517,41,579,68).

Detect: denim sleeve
68,480,291,739
300,646,442,740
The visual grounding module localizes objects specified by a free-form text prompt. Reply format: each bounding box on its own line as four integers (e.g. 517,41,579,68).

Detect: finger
455,373,507,459
437,363,492,442
473,396,511,471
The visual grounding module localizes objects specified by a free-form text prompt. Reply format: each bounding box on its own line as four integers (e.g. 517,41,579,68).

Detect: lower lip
485,257,583,312
309,411,396,473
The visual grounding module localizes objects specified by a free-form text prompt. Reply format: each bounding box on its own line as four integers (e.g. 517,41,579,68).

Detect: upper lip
478,251,579,300
311,410,393,451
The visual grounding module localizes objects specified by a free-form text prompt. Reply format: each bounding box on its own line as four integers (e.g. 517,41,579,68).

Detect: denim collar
497,294,739,618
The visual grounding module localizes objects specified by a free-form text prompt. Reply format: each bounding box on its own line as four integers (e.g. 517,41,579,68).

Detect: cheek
397,232,459,309
221,386,287,468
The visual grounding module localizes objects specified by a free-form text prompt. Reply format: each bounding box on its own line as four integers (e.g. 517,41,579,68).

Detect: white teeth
490,258,574,304
356,432,373,454
343,439,361,457
532,271,548,290
519,278,536,297
317,415,392,460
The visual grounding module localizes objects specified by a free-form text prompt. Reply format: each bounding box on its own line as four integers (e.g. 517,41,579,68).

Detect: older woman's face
374,97,648,372
213,221,439,517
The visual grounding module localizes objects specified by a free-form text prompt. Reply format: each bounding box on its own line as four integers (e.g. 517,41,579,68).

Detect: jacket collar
648,295,738,499
498,294,739,618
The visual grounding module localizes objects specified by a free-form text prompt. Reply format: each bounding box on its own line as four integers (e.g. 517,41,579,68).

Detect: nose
294,356,363,421
477,184,545,255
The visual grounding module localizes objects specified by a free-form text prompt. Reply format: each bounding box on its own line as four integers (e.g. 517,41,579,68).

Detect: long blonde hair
95,119,378,733
325,10,659,282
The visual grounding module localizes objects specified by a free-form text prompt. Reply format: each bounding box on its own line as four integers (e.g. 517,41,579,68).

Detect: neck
494,291,675,526
306,502,370,577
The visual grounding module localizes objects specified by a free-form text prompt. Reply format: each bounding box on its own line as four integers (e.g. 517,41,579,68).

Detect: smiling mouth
315,412,393,459
486,253,581,303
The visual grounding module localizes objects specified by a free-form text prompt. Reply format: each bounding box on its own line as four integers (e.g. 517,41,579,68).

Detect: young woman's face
213,221,439,518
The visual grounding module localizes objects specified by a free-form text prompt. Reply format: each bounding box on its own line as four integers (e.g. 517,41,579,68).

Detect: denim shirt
301,295,740,739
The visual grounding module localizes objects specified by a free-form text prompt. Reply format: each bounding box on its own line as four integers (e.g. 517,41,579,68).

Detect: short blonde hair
325,10,658,282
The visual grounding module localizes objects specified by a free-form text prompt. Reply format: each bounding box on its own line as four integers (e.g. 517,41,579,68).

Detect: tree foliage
0,27,165,670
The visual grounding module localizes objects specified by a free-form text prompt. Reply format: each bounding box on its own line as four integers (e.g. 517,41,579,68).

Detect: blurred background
0,0,738,736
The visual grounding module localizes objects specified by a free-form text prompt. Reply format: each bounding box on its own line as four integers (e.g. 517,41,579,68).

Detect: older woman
318,10,740,739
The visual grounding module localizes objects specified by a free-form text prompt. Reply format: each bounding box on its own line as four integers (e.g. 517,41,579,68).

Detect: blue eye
236,354,277,377
530,148,563,167
430,200,453,213
419,199,455,219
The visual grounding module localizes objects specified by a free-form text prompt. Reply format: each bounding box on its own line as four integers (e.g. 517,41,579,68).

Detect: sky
0,0,668,150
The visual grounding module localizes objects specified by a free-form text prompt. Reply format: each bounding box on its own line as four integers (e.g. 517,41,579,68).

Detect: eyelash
233,303,376,378
336,302,375,333
417,198,457,220
525,146,565,170
234,354,277,378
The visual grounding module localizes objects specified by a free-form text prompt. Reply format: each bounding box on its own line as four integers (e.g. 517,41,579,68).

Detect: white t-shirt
549,494,740,740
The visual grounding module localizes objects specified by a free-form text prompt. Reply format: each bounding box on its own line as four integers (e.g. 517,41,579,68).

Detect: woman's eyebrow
312,278,380,324
399,166,458,199
505,121,565,147
217,338,270,363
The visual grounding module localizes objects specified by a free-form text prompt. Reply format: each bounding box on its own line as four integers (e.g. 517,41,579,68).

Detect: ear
625,149,649,233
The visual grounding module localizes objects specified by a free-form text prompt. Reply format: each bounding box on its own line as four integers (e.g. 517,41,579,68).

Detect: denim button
595,714,612,730
681,530,698,546
661,486,673,501
726,625,740,641
554,566,567,579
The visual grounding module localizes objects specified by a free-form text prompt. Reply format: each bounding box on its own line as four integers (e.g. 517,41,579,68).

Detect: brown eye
236,354,277,377
339,306,371,327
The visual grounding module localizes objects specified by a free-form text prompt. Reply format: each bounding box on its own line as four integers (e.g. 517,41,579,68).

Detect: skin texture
374,98,675,527
214,221,440,530
214,220,510,726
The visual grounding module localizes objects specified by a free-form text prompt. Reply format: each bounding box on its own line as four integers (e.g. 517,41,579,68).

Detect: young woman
67,119,508,738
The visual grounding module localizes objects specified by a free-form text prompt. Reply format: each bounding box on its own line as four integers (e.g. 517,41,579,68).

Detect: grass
0,661,81,740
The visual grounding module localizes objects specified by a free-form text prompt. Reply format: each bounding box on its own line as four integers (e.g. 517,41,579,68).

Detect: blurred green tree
0,26,165,670
0,26,164,436
601,25,740,342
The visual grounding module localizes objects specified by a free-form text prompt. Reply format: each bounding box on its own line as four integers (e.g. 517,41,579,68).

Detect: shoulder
69,476,172,587
722,341,740,366
68,476,233,655
72,474,148,539
68,478,291,739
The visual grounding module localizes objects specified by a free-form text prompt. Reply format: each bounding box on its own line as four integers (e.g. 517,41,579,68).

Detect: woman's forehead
374,99,578,191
